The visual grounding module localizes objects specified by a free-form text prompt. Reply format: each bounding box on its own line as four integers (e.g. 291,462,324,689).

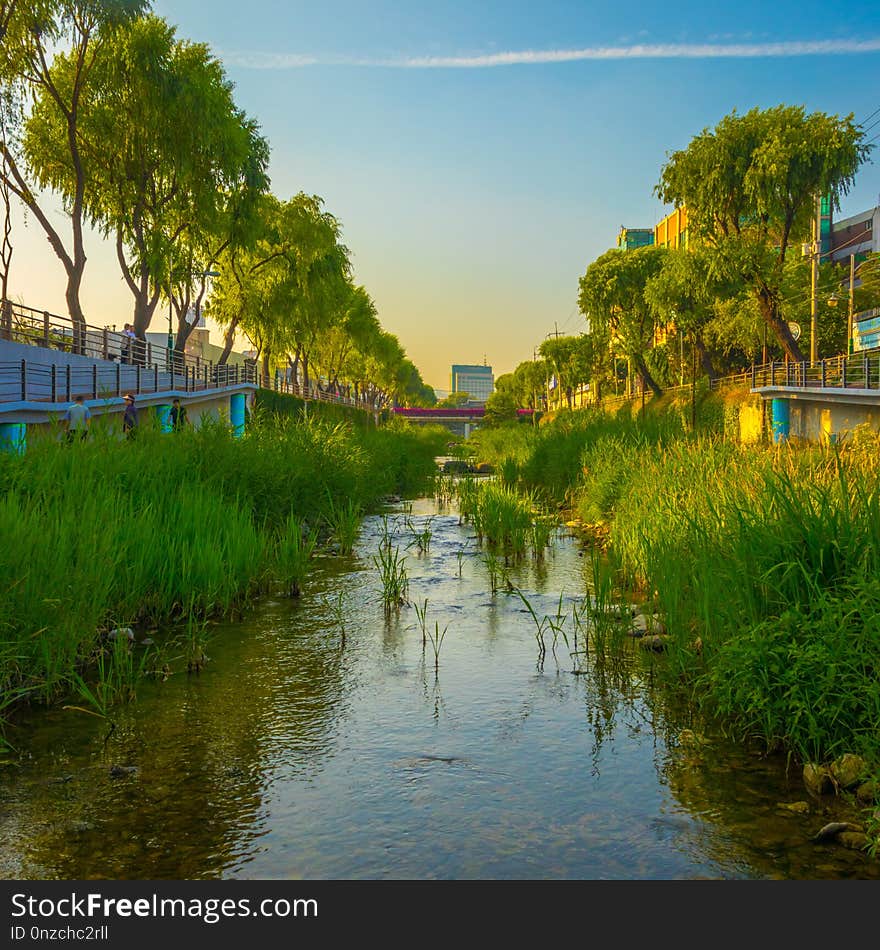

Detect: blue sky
10,0,880,389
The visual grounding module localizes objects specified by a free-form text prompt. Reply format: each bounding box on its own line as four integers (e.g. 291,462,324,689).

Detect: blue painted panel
0,422,26,455
771,398,790,443
229,392,246,438
155,404,172,433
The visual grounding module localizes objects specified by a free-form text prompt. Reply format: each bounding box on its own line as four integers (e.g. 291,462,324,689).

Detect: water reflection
0,494,876,879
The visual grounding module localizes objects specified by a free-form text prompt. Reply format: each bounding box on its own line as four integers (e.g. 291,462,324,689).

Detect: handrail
0,300,383,411
0,357,257,404
269,373,377,413
0,298,247,384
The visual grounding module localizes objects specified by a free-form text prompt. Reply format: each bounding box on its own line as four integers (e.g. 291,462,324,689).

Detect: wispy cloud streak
222,38,880,70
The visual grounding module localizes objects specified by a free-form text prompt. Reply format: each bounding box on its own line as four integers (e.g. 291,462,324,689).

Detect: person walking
170,397,188,432
121,324,135,363
63,394,91,444
122,393,138,439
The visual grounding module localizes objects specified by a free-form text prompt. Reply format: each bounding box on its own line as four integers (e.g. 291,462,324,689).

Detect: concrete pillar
464,422,472,438
155,404,172,433
0,422,26,455
230,392,246,438
771,398,790,443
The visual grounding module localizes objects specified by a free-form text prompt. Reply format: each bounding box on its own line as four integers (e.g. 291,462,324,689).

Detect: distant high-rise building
451,363,494,405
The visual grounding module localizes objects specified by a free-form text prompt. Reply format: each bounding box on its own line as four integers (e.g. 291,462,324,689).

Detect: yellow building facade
654,207,688,249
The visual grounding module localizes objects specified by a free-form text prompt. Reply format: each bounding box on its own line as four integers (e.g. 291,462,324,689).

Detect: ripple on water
0,496,876,879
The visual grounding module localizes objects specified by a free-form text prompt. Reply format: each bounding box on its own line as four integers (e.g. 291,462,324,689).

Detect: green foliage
435,391,471,408
539,333,606,409
372,519,409,614
323,496,362,555
656,104,871,361
704,580,880,763
578,246,667,396
482,388,519,426
458,481,550,562
494,402,880,766
0,413,442,713
24,12,269,334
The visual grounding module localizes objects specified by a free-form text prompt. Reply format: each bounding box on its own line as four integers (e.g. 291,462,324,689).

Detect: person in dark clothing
170,398,188,432
122,393,138,439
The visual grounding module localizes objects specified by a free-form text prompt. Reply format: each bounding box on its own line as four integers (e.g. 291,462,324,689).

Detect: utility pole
848,253,855,356
810,195,821,364
544,326,560,410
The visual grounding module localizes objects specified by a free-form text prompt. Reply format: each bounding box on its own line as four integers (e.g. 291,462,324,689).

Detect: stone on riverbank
777,801,811,815
856,780,879,805
639,634,669,652
803,763,834,795
829,753,867,790
837,831,869,851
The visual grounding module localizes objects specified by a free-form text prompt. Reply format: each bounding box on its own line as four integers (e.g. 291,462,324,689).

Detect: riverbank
466,397,880,849
0,412,447,725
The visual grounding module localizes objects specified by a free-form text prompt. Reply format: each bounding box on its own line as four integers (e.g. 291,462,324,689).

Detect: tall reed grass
0,414,445,718
472,400,880,771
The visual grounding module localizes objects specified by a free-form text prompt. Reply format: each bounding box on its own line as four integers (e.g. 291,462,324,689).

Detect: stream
0,491,876,880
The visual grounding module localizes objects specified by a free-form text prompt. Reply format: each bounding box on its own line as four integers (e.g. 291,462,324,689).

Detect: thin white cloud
221,38,880,70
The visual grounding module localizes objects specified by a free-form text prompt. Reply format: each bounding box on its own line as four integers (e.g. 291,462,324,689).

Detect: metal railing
0,301,387,410
269,373,377,412
0,300,256,393
1,358,255,404
749,354,879,391
593,350,880,411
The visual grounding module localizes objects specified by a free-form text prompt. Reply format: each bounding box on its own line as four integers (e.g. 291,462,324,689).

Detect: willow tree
286,224,350,393
645,247,729,381
512,358,549,411
208,192,350,388
656,105,870,363
578,246,667,397
0,0,28,305
167,119,270,355
313,284,381,395
24,13,269,342
0,0,148,341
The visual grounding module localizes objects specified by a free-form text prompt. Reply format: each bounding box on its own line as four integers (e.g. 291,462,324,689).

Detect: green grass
0,413,445,716
471,400,880,774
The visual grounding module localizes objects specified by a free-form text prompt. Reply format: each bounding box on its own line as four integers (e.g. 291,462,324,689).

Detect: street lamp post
809,197,818,364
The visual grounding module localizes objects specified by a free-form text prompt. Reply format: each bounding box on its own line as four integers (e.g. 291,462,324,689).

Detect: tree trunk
218,314,240,365
261,347,271,389
634,355,663,398
1,168,11,307
173,285,199,354
695,337,716,382
65,263,88,355
757,288,804,362
132,293,159,365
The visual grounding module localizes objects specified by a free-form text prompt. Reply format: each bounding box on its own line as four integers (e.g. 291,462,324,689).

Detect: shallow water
1,494,876,880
